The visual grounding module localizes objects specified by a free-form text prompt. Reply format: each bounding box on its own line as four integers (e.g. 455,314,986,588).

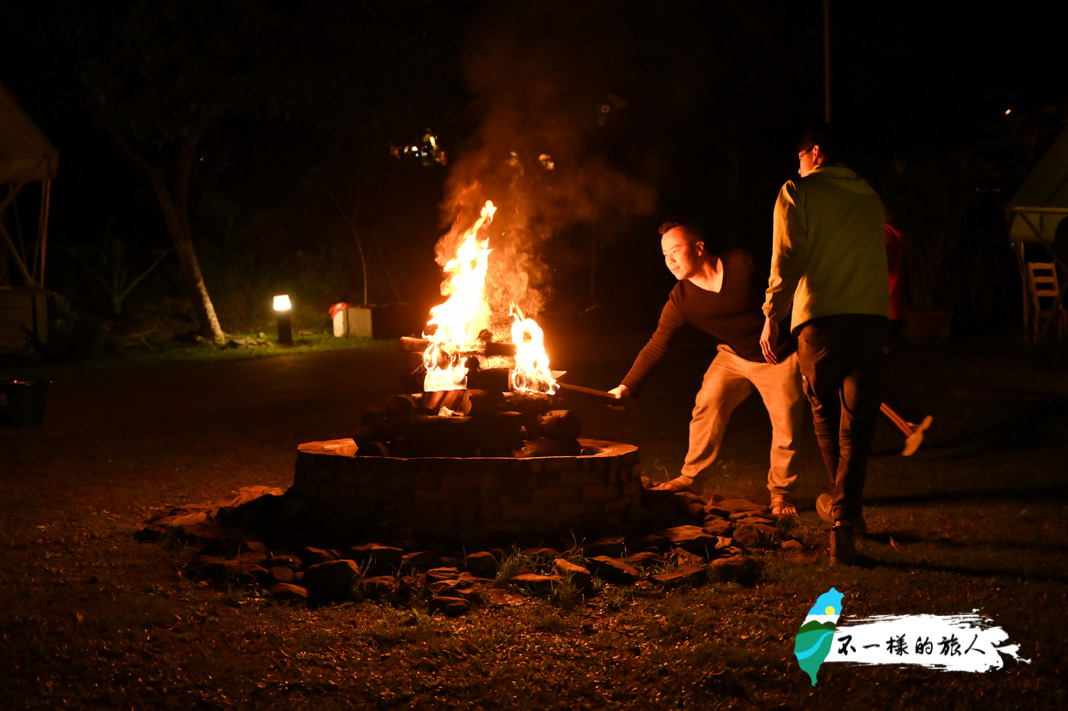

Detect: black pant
796,314,888,526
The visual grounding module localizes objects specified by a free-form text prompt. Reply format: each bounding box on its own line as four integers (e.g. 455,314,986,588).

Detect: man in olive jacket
760,127,889,564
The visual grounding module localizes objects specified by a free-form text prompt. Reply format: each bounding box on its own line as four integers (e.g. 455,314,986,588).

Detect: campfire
366,198,582,458
417,199,558,401
290,197,643,540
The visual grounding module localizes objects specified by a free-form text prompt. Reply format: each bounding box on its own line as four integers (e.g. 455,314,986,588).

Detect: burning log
354,412,528,458
363,391,474,422
361,394,425,427
484,341,519,357
353,390,583,458
400,336,516,357
399,336,428,353
499,391,557,414
440,389,467,413
526,410,581,440
421,388,469,414
466,368,510,393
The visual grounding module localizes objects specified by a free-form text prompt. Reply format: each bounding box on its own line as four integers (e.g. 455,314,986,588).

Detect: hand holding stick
554,382,634,411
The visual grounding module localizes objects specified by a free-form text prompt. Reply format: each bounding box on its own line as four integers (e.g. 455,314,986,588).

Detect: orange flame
422,201,496,391
422,198,558,397
509,304,559,395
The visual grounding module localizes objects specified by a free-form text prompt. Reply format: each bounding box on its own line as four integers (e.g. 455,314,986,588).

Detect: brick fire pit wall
290,439,642,541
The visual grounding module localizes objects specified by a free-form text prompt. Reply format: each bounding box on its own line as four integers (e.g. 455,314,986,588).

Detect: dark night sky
4,2,1062,207
2,0,1065,326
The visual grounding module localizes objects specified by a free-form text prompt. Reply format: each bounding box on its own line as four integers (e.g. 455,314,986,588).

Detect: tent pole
1011,238,1029,333
38,178,51,289
0,180,23,213
0,220,35,288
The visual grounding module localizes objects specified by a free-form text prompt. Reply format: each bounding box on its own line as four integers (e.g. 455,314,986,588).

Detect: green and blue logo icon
794,587,844,686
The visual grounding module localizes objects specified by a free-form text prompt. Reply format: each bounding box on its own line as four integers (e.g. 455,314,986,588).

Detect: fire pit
289,197,643,543
291,440,640,543
290,379,641,541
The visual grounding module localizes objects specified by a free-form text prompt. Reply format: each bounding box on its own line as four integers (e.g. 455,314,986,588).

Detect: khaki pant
680,345,805,496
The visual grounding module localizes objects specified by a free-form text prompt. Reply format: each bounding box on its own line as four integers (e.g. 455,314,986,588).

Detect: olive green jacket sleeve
763,164,889,328
763,180,806,323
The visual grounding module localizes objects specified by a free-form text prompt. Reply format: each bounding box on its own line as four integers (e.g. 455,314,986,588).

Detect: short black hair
658,220,720,252
799,121,868,166
798,123,834,159
658,219,687,236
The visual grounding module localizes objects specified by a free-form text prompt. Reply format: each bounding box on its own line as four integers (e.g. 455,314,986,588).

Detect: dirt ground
1,326,1066,708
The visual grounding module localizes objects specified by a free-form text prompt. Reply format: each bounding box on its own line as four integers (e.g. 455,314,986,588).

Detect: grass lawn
0,329,1064,709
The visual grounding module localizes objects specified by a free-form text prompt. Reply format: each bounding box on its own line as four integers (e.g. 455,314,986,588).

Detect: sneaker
816,493,867,534
830,525,859,566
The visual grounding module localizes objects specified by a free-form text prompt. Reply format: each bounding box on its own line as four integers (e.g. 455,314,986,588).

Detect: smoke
433,1,661,330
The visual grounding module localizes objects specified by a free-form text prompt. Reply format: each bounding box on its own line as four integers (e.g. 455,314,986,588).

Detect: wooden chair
1026,261,1067,342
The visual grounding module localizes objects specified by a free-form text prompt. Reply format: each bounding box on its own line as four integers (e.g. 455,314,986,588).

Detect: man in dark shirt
609,222,805,514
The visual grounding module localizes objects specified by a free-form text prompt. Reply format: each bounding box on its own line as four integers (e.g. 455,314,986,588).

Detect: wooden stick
880,402,912,437
557,382,619,400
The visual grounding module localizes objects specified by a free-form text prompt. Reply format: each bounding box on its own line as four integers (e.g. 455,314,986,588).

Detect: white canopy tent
0,80,59,352
1006,127,1068,340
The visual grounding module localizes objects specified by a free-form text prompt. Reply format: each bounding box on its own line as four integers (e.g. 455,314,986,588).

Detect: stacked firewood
353,385,583,458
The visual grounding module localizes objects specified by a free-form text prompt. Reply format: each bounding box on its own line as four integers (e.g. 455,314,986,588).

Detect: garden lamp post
273,294,293,346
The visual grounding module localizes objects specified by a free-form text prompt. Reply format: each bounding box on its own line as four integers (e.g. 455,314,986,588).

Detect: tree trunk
326,188,369,305
108,127,226,343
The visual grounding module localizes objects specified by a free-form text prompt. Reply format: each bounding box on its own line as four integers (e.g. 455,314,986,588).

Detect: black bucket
0,379,48,427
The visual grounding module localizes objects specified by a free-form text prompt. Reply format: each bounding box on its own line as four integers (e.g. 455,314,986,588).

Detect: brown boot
830,524,859,566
